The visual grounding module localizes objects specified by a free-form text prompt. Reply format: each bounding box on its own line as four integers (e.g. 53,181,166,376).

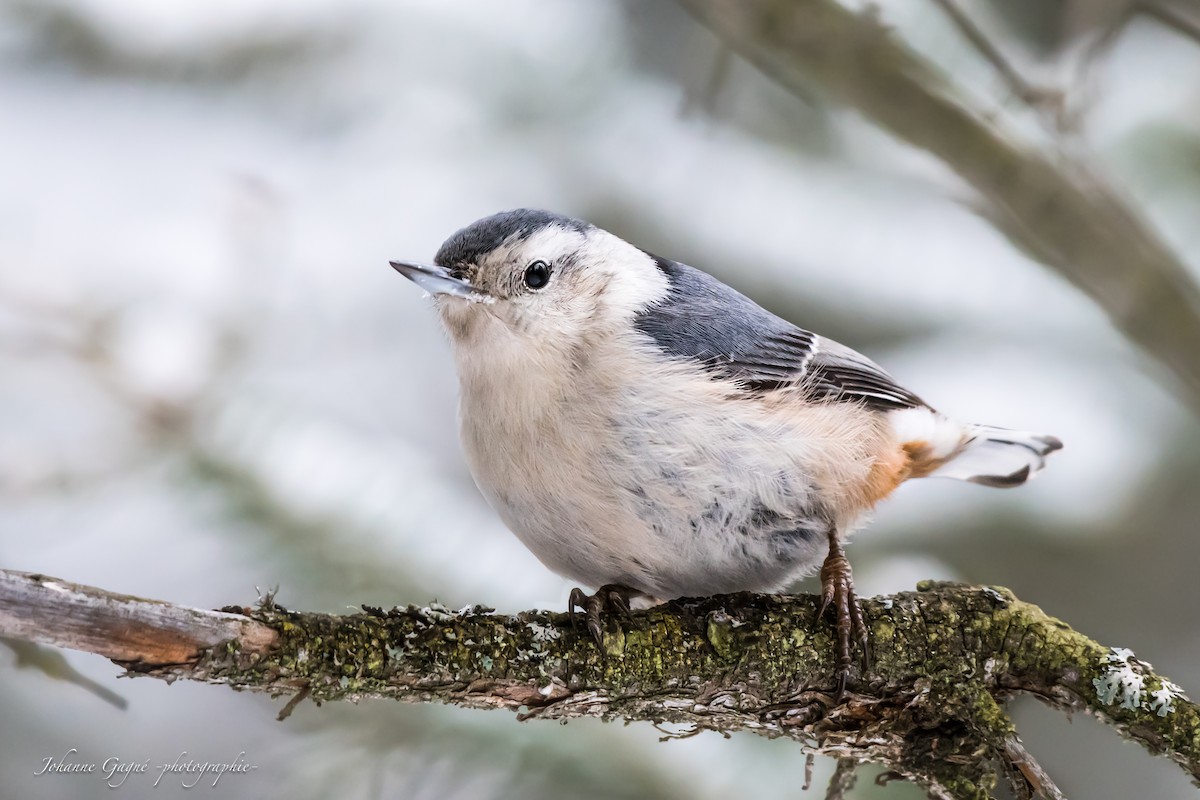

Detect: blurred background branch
680,0,1200,411
927,0,1062,120
1140,1,1200,48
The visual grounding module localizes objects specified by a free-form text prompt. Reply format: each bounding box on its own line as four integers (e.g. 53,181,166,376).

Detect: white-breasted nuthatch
391,209,1062,692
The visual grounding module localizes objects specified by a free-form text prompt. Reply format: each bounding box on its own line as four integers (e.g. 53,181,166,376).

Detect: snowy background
3,0,1200,797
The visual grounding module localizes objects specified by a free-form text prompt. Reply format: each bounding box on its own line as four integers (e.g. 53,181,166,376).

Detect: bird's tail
928,425,1063,488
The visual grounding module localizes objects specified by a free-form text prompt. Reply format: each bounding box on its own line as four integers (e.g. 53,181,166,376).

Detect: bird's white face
396,223,669,354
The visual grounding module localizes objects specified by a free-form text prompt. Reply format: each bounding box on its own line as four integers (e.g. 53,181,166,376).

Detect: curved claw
567,584,641,653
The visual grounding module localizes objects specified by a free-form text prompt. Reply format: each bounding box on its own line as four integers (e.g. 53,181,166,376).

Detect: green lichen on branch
136,582,1197,799
4,569,1195,798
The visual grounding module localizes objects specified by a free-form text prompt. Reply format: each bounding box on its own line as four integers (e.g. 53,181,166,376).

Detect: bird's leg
568,584,640,649
818,532,870,699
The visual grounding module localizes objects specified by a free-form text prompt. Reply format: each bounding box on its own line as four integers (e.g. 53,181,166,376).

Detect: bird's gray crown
434,208,591,269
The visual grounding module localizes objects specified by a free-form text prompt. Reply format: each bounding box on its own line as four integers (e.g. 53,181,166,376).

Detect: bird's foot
568,584,640,650
818,538,870,700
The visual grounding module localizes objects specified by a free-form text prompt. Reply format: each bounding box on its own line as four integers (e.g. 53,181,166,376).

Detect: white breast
452,320,887,599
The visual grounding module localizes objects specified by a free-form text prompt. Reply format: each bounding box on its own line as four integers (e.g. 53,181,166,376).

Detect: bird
390,208,1062,694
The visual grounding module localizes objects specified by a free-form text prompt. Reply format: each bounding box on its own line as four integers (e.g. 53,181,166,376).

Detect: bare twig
1072,4,1135,104
825,758,859,800
1140,0,1200,48
681,41,734,117
276,682,312,721
1,637,128,710
0,571,277,666
1002,736,1067,800
2,569,1199,799
927,0,1062,120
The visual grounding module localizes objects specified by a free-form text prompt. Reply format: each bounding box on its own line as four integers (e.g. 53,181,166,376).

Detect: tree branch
1140,0,1200,49
0,570,278,666
1,568,1197,799
677,0,1200,412
925,0,1061,118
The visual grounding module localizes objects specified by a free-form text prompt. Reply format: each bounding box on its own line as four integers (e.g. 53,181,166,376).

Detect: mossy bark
127,582,1197,799
5,570,1198,797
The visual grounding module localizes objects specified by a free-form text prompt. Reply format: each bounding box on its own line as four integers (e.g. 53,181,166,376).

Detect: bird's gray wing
634,256,925,412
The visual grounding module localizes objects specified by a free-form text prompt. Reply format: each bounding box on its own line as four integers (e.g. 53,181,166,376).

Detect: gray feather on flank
634,254,925,412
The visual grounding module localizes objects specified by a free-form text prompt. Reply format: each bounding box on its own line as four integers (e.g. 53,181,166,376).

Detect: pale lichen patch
1093,646,1187,717
1149,681,1187,717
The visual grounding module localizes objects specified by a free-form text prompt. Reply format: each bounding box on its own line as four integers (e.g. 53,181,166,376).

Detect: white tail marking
930,425,1063,488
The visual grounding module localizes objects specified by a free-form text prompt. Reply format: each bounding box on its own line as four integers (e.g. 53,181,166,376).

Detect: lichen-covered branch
1,569,1196,799
677,0,1200,411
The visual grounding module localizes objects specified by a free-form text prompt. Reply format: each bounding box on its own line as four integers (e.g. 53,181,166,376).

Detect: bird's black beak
389,261,493,304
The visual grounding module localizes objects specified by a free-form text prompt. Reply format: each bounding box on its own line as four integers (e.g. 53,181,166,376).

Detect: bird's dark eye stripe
524,260,551,289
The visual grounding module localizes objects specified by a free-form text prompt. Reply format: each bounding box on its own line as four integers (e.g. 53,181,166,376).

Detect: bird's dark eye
523,260,552,290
